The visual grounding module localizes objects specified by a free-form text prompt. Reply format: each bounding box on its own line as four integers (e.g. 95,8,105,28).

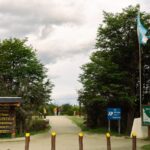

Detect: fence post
132,132,136,150
106,132,111,150
25,133,30,150
79,132,84,150
51,132,56,150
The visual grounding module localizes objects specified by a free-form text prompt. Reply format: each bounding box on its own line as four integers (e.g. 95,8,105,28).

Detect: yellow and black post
79,132,84,150
51,132,56,150
132,132,137,150
25,133,30,150
106,132,111,150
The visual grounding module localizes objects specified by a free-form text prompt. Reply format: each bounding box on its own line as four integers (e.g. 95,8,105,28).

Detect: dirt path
0,116,149,150
48,116,81,134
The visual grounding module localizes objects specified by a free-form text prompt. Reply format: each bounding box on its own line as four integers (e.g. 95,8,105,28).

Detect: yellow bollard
79,132,84,150
132,132,137,150
25,133,30,150
51,132,56,150
106,132,111,150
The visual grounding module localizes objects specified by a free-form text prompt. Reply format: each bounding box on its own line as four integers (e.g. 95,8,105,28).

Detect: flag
137,14,150,45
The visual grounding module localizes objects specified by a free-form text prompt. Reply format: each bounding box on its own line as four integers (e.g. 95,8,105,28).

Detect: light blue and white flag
137,14,150,45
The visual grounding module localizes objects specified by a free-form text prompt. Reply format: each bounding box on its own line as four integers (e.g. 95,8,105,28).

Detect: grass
0,126,51,139
68,116,85,130
2,126,51,139
141,144,150,150
68,116,127,136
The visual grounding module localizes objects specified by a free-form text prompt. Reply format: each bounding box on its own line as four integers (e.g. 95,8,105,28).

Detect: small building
0,97,22,137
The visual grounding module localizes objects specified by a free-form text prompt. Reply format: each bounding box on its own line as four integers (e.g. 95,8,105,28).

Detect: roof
0,97,22,103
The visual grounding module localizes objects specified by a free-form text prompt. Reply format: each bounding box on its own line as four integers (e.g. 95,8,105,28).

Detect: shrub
29,119,50,132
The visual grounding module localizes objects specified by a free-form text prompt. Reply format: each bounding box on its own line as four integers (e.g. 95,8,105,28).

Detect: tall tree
78,5,150,133
0,38,53,133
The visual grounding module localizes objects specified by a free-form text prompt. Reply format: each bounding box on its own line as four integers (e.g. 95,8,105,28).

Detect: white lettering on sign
108,112,113,116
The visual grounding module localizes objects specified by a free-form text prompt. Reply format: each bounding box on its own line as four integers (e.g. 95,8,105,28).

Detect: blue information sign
107,108,121,120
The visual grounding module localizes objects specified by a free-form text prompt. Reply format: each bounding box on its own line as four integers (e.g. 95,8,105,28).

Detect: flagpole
137,6,150,118
137,8,142,117
138,40,142,117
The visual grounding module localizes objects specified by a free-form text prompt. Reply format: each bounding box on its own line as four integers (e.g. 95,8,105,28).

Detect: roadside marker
132,132,137,150
51,131,56,150
25,133,30,150
106,132,111,150
79,132,84,150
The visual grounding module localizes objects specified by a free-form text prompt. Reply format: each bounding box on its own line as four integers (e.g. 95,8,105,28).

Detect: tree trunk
19,120,23,135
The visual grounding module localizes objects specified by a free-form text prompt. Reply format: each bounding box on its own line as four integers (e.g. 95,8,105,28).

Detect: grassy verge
0,126,51,139
68,116,127,136
141,144,150,150
68,116,85,130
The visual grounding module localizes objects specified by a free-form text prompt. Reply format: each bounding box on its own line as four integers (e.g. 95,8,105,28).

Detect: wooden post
51,132,56,150
79,132,83,150
25,133,30,150
132,132,137,150
106,132,111,150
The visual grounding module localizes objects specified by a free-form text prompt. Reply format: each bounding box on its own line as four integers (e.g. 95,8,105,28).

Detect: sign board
107,108,121,120
142,105,150,126
0,106,15,134
0,97,22,137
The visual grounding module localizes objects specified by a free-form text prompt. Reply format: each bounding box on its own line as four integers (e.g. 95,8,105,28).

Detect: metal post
118,120,121,134
106,133,111,150
25,133,30,150
51,132,56,150
139,43,142,117
79,132,83,150
132,132,137,150
108,120,110,132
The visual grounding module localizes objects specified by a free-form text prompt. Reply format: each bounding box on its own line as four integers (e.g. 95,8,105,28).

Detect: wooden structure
0,97,22,137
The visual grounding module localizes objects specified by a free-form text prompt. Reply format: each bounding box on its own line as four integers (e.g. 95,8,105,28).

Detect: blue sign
107,108,121,120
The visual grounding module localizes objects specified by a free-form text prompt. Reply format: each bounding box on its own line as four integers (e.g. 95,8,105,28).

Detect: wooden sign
0,106,16,135
0,97,22,137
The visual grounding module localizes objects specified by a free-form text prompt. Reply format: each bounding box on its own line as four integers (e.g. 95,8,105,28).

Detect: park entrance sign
0,97,22,137
142,105,150,126
107,108,121,120
107,108,121,134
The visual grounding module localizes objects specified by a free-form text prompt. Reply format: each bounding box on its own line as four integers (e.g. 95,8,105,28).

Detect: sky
0,0,149,105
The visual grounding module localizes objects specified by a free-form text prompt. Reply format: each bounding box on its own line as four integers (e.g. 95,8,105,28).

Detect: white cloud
0,0,149,104
46,53,90,105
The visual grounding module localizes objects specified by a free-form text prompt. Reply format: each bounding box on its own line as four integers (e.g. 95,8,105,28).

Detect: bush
61,104,72,115
29,118,50,132
142,144,150,150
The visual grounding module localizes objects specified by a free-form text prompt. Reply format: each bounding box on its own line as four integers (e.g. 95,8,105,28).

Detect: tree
0,38,53,133
78,5,150,133
61,104,74,116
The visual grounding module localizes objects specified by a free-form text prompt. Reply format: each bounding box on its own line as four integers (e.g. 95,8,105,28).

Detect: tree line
78,5,150,133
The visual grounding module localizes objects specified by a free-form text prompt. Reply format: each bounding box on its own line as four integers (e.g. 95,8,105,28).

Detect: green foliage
0,38,53,133
141,144,150,150
0,38,53,108
29,118,50,132
78,5,150,132
61,104,79,116
46,103,57,115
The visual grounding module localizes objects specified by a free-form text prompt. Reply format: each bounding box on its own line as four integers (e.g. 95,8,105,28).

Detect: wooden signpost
0,97,22,138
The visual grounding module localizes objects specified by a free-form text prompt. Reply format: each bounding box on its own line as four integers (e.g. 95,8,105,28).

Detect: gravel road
0,116,148,150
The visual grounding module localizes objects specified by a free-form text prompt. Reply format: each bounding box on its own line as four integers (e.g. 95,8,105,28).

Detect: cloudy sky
0,0,149,105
